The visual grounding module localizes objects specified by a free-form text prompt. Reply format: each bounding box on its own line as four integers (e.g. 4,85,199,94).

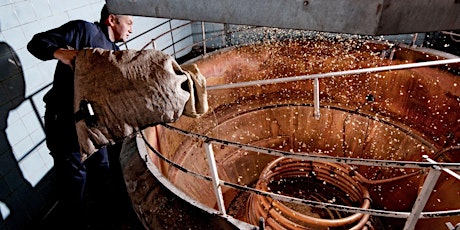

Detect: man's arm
53,48,77,67
27,20,83,63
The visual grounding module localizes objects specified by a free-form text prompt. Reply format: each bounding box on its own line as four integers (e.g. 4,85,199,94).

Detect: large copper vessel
120,36,460,230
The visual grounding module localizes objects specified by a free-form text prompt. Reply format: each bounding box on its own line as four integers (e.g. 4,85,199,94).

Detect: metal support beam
403,167,442,230
204,142,227,215
201,22,207,55
107,0,460,35
313,77,320,120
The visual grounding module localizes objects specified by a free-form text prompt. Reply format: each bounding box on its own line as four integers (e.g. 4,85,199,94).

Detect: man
27,4,133,229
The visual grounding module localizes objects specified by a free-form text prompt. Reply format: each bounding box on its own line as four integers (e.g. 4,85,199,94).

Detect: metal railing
207,58,460,121
124,19,260,59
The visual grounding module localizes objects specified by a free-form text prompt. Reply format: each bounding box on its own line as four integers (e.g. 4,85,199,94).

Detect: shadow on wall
0,41,39,229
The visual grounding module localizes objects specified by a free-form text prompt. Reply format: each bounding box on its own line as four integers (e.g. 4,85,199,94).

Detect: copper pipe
248,157,373,229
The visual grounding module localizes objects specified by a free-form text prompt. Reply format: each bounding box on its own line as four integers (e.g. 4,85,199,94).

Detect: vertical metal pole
168,20,176,58
411,33,418,48
224,23,231,46
389,48,395,60
204,141,226,215
403,167,442,230
313,77,321,120
201,22,207,55
259,217,265,230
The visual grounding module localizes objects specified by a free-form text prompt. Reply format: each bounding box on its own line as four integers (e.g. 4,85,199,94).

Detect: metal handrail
139,20,193,51
206,58,460,121
207,58,460,91
136,20,260,58
160,123,460,170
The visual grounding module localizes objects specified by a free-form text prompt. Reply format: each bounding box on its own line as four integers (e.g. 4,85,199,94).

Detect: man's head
100,4,133,43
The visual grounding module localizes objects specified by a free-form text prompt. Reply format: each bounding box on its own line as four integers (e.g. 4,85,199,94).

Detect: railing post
152,39,156,50
259,217,265,230
201,22,207,55
410,33,418,48
224,23,231,47
403,166,442,230
313,77,321,120
204,141,226,215
168,20,176,58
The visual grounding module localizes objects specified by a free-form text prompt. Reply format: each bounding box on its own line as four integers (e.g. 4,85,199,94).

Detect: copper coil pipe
251,191,370,229
267,189,371,227
249,195,269,224
267,207,313,230
265,216,300,230
256,196,319,230
349,213,371,230
250,190,366,229
258,171,364,205
246,195,260,224
257,161,367,205
248,157,372,229
259,164,366,202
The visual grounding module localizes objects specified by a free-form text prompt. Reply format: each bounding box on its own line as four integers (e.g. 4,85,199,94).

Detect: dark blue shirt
27,20,119,152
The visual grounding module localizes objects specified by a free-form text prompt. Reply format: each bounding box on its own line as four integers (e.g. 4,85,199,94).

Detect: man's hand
53,48,78,68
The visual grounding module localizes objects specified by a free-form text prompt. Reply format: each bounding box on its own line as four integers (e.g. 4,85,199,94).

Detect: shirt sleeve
27,20,85,61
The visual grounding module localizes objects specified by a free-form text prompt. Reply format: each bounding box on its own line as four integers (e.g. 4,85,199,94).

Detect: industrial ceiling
107,0,460,35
